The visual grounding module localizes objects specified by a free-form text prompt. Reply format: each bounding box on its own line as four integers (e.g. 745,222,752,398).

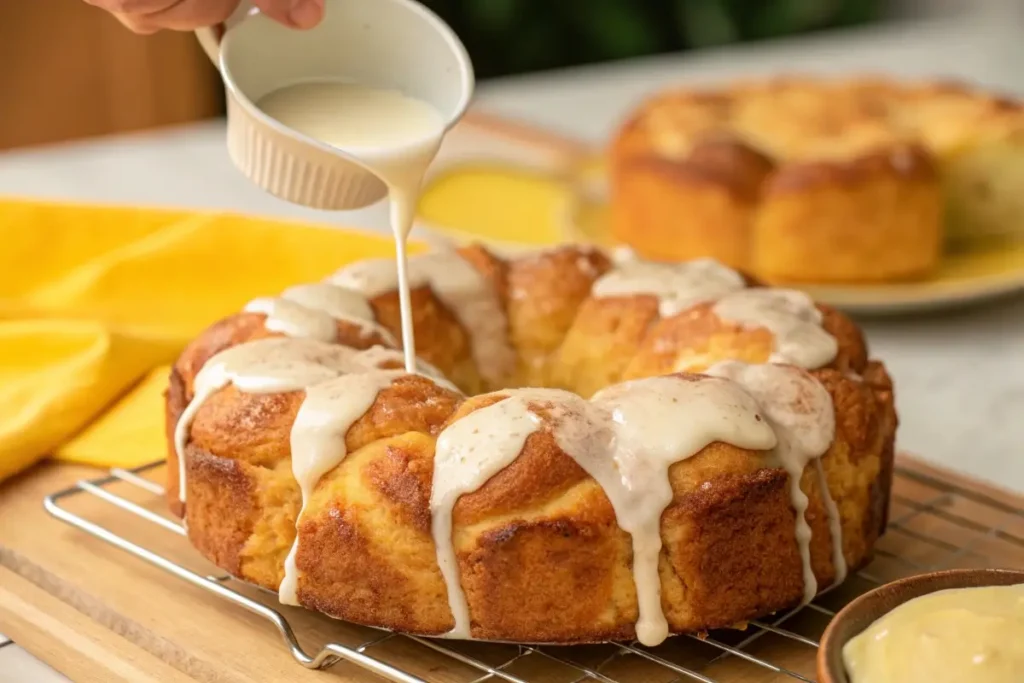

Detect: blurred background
0,0,1017,152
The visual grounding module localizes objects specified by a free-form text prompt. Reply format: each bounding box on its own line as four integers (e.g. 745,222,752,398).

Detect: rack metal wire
43,460,1024,683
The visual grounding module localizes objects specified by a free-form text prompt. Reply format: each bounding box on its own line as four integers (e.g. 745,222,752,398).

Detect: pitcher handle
195,0,255,68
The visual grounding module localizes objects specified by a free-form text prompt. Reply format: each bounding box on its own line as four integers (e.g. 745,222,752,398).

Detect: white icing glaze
592,258,746,317
431,388,574,638
201,78,848,643
176,338,376,503
394,236,418,373
585,375,778,645
279,369,406,605
243,282,397,346
592,256,839,372
257,81,445,154
712,289,838,369
330,251,516,385
431,375,780,645
257,80,448,375
610,245,637,264
353,345,461,394
175,336,462,604
705,361,837,604
177,239,850,643
815,458,848,587
244,297,338,341
175,338,448,504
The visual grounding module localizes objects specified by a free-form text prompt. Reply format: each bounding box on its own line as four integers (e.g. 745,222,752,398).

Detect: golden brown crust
662,466,806,629
165,366,188,515
753,145,943,283
620,302,867,381
170,243,897,643
506,245,613,387
376,244,508,392
173,312,396,397
187,376,461,469
608,76,1024,281
364,285,485,392
619,136,775,202
175,313,266,396
609,154,761,271
456,244,509,310
296,433,453,634
179,368,889,641
184,450,263,576
862,360,898,539
765,144,936,194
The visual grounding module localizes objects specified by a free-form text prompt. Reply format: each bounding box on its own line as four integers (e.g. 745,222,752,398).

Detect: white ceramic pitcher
195,0,474,210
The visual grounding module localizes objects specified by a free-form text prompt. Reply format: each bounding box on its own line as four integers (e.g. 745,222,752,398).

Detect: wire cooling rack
43,460,1024,683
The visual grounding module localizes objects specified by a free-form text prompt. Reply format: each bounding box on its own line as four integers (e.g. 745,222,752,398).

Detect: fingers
86,0,325,33
82,0,168,13
87,0,242,33
252,0,325,30
82,0,161,32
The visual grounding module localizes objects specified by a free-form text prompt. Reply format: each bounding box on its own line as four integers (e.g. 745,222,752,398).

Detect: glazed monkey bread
609,77,1024,283
167,244,897,645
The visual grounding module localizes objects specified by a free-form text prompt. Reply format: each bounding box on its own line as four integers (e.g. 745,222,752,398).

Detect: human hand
86,0,325,34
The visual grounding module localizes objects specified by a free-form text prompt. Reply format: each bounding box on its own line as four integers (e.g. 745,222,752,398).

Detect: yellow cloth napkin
0,197,416,483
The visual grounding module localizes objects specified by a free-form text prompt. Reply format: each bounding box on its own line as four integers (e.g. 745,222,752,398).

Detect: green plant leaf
573,0,663,59
743,0,843,38
465,0,518,33
676,0,739,47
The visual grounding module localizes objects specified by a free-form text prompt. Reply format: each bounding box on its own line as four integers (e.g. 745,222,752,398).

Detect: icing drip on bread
279,369,407,605
431,388,578,639
176,338,384,504
712,289,838,368
706,361,840,603
584,375,778,644
175,247,853,646
329,251,516,385
175,339,439,504
592,258,746,317
175,337,456,606
816,458,849,587
244,282,396,346
354,345,458,392
432,373,794,645
591,254,837,370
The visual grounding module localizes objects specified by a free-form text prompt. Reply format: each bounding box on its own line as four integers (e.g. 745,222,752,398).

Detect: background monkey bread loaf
609,77,1024,283
167,243,897,644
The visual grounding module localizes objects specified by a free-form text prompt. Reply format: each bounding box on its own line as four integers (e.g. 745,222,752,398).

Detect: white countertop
0,642,70,683
2,12,1022,682
1,16,1022,495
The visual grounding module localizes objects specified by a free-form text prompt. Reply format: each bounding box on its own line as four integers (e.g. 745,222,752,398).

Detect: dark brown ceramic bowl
818,568,1024,683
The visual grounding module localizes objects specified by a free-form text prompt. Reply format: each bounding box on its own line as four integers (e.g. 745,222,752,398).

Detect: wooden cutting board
1,456,1022,683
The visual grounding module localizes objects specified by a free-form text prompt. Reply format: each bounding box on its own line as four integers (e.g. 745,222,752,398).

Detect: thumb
253,0,325,30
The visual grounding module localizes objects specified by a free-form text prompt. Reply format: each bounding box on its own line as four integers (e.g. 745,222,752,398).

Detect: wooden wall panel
0,2,223,150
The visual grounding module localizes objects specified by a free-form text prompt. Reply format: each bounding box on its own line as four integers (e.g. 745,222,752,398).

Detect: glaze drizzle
175,247,852,646
429,366,836,645
592,258,745,317
175,338,434,505
329,251,516,386
244,282,398,346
